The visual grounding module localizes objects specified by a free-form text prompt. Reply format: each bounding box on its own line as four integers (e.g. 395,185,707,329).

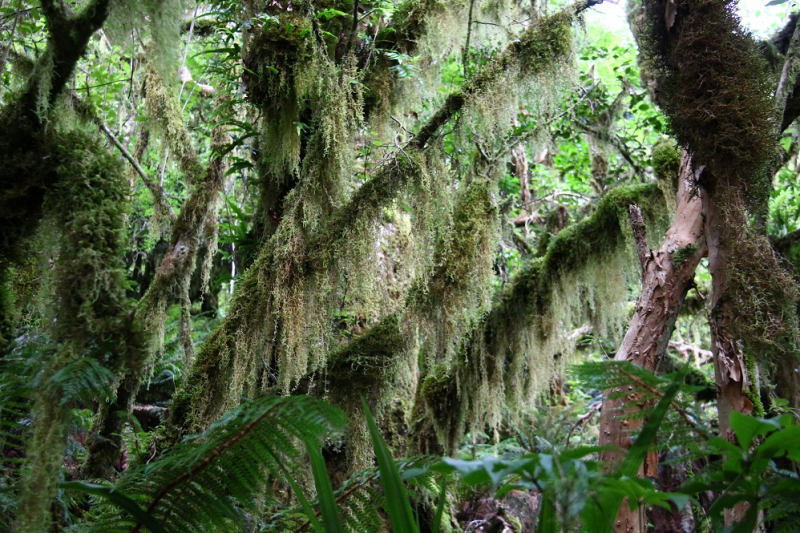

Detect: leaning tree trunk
598,151,706,533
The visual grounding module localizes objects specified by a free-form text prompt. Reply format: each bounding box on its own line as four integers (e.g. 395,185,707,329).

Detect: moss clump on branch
391,0,449,53
671,244,698,266
636,0,774,213
724,212,799,358
420,362,462,448
651,137,681,196
244,13,311,109
411,177,498,359
49,130,133,348
326,313,406,391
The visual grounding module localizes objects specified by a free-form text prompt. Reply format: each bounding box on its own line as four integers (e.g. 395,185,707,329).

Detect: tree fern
65,395,346,532
1,335,120,529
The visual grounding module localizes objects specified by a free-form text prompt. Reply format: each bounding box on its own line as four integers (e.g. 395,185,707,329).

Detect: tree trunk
701,190,755,526
598,151,706,533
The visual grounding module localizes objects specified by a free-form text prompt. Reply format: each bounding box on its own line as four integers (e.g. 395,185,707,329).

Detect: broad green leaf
308,444,345,533
729,411,782,450
362,398,418,533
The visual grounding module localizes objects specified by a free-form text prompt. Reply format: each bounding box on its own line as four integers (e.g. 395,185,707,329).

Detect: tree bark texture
598,152,706,533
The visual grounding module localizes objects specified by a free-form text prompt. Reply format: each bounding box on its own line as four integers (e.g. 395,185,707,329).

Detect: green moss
327,313,405,391
506,513,523,533
671,244,698,266
244,13,312,109
144,67,205,184
391,0,449,54
439,184,668,447
744,354,765,417
651,137,681,194
49,129,133,356
419,362,463,449
636,0,774,217
517,11,573,75
539,184,665,288
411,178,497,358
17,127,139,523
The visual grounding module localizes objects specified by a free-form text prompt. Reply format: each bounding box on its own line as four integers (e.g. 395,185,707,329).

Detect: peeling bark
598,152,706,533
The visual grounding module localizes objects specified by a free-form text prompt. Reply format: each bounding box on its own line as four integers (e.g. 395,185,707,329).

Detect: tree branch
775,15,800,132
20,0,111,121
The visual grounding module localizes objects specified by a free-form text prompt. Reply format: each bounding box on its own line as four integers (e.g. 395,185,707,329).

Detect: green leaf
317,8,349,20
757,424,800,461
362,397,418,533
729,411,782,450
307,444,345,533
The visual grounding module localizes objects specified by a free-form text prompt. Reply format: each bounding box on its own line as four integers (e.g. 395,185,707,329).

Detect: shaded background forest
2,0,800,531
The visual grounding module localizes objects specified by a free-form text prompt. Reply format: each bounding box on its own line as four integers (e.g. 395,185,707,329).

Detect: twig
0,0,21,79
565,401,601,447
574,120,646,178
346,0,360,53
390,114,415,138
97,122,177,222
463,0,476,78
775,15,800,127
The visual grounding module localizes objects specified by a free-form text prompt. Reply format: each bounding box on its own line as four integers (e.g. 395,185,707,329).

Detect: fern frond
47,358,116,405
68,395,346,533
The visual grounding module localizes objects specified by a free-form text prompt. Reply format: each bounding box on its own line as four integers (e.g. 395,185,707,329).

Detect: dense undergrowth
1,0,800,531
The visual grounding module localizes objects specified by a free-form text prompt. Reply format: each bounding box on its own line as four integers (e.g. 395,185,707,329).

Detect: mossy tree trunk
597,152,705,533
622,0,800,529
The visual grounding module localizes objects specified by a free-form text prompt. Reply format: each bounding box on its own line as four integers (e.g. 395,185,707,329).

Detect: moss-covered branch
83,114,227,479
16,129,136,532
166,0,606,445
24,0,111,121
313,2,588,260
308,184,665,452
421,183,666,450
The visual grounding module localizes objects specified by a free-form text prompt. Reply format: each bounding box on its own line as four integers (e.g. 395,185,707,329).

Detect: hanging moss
17,127,138,528
419,362,462,448
422,184,669,451
410,176,498,359
168,0,583,451
390,0,449,53
244,12,312,108
0,105,59,272
144,66,205,184
106,0,184,83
